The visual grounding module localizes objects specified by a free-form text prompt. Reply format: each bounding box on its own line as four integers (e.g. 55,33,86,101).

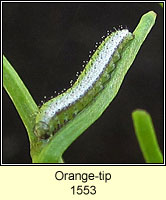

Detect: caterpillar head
34,121,51,139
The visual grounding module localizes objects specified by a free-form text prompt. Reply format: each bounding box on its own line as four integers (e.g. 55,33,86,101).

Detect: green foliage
3,56,38,144
132,110,163,163
159,3,163,8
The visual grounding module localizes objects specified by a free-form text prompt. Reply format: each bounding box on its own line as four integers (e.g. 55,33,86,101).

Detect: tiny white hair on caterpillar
44,29,130,120
34,28,133,139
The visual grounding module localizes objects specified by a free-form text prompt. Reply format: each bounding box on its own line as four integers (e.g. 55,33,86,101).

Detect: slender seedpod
34,29,134,139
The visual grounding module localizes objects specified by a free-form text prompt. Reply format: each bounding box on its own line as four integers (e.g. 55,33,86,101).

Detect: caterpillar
34,29,134,139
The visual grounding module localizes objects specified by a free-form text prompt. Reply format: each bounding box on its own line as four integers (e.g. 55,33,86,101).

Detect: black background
2,2,164,164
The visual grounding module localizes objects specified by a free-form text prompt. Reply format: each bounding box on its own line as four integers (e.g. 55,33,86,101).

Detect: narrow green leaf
132,109,163,163
35,11,157,163
3,55,38,144
159,3,163,8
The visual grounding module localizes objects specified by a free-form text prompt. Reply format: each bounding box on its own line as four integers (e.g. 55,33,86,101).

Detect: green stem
132,109,163,163
3,55,38,144
159,3,163,8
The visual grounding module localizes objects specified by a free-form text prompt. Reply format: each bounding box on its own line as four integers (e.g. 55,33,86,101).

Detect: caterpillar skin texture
34,29,133,139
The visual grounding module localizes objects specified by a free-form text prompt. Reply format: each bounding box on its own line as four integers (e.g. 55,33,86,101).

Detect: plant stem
3,55,38,144
132,109,163,163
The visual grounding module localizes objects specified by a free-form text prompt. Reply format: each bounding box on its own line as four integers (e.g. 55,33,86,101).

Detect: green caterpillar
34,29,133,139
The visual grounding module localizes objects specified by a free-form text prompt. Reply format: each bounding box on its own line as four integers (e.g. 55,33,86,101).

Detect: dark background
2,2,164,164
